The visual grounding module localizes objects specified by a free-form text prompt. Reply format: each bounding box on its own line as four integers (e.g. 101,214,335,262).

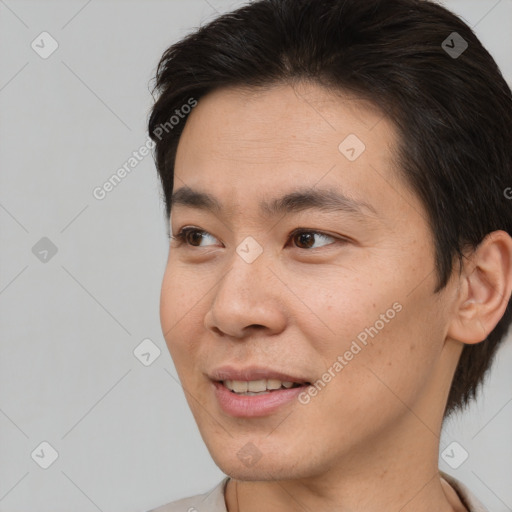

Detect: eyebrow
170,186,377,218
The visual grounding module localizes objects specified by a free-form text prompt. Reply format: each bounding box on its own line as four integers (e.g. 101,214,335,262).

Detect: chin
210,447,315,482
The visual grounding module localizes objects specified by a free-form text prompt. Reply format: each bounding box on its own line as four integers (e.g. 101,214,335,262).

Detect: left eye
289,229,337,249
171,227,341,250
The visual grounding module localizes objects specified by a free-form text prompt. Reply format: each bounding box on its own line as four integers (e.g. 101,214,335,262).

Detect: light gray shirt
147,470,489,512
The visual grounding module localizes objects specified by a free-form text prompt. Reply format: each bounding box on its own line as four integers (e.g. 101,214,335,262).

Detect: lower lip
212,380,308,418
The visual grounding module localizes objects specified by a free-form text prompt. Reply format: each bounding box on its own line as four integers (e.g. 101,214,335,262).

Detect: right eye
170,227,220,247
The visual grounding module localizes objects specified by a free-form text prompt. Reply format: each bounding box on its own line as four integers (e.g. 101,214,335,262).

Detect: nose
203,251,287,339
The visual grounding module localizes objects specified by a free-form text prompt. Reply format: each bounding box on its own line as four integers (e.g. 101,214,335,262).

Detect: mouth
218,378,311,396
208,366,313,416
212,379,312,417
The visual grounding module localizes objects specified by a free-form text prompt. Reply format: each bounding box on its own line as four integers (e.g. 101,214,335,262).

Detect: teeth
247,379,267,392
223,379,302,393
225,380,247,393
266,379,282,390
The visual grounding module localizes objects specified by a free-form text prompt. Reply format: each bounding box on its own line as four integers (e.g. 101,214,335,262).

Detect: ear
447,230,512,344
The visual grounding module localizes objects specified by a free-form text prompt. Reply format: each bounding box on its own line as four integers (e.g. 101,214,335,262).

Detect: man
146,0,512,510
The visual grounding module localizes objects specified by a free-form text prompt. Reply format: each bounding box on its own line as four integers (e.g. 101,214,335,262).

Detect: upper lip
209,366,311,384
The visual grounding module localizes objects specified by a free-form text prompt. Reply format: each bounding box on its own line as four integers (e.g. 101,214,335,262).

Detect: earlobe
447,230,512,345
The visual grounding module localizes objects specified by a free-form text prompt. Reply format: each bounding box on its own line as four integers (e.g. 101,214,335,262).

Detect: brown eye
171,228,218,247
291,230,337,249
185,229,205,246
294,232,315,249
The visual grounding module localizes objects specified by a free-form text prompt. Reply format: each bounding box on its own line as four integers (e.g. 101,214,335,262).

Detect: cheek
323,293,445,423
159,264,206,359
160,262,207,325
159,267,178,336
296,261,442,402
281,265,384,351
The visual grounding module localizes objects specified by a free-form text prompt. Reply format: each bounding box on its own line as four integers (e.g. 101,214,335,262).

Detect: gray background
0,1,511,511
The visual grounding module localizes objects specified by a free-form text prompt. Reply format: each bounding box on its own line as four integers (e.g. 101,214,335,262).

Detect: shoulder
145,477,230,512
440,470,490,512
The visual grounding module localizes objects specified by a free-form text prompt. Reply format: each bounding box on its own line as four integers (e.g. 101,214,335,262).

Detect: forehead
176,81,392,165
172,82,421,224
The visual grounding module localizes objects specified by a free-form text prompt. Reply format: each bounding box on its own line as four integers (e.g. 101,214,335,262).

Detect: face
160,82,459,481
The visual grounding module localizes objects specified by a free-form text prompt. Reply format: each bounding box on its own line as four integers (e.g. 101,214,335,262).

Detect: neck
226,470,464,512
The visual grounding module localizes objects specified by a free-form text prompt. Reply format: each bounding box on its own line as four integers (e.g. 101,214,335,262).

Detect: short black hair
148,0,512,418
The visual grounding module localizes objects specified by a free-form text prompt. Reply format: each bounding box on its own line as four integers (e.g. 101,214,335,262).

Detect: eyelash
169,227,347,250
